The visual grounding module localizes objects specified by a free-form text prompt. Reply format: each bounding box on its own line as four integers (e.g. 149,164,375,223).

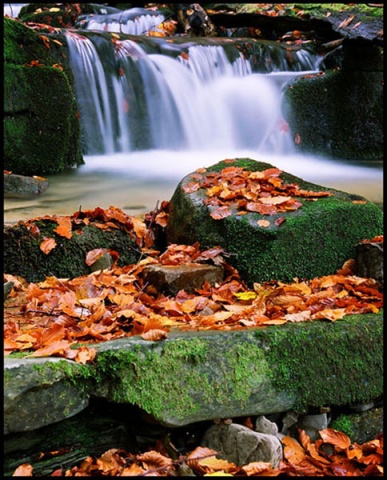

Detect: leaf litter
4,164,383,476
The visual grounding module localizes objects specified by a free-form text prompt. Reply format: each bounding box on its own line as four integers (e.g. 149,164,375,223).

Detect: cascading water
66,31,319,155
4,8,382,222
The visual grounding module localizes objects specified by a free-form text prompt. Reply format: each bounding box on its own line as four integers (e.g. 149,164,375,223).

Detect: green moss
330,414,355,439
88,334,277,421
253,313,383,413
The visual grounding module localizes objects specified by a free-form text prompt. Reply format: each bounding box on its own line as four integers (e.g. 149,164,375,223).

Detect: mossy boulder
4,312,383,430
4,17,83,176
165,158,383,285
3,221,141,282
283,46,383,161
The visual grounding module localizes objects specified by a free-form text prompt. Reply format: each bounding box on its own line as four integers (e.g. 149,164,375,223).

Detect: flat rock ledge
4,312,382,433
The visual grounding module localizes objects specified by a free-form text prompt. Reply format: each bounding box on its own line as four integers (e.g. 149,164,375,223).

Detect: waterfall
75,8,166,35
66,31,321,157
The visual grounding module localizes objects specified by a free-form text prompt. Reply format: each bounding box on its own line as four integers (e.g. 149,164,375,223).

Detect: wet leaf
319,428,351,450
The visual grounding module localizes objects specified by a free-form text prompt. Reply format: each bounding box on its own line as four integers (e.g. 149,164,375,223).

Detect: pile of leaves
181,164,333,222
13,427,383,476
4,236,383,363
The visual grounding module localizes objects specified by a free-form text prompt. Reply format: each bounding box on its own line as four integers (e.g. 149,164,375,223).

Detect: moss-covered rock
165,158,383,285
283,63,383,161
330,407,383,445
4,17,83,176
3,221,141,282
4,312,382,429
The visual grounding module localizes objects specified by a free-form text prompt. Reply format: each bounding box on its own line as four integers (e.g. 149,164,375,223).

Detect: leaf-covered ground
12,427,384,477
4,164,383,476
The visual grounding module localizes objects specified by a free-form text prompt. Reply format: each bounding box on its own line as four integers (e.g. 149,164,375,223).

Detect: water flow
65,32,320,156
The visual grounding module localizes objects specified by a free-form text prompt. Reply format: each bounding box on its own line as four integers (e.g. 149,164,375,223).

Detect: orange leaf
74,346,97,364
85,248,111,266
54,216,72,239
282,435,306,464
210,206,233,220
28,340,73,358
12,464,33,476
141,329,168,341
257,219,270,228
40,237,57,254
319,428,351,450
243,461,273,476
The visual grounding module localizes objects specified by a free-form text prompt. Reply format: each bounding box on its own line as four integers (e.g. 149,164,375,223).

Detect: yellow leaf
49,7,61,12
234,291,257,301
111,33,120,38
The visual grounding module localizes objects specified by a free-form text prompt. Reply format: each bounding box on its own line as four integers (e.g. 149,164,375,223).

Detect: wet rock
141,263,223,295
201,422,283,467
330,407,383,444
4,281,14,300
89,253,113,272
4,173,49,198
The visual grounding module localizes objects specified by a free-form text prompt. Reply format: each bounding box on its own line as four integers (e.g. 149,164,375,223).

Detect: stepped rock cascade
65,29,321,156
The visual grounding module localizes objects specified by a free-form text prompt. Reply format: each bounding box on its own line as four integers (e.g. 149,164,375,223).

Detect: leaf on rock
210,206,233,220
141,329,168,341
40,237,57,254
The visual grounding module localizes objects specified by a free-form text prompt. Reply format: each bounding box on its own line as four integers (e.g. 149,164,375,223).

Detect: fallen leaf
40,237,57,254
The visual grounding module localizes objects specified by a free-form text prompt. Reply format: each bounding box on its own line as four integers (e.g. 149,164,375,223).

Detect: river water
4,150,382,223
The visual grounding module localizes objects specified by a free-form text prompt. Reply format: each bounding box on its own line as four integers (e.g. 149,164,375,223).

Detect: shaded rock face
283,42,383,161
355,242,383,287
4,17,83,176
201,423,283,467
4,358,88,435
165,158,383,285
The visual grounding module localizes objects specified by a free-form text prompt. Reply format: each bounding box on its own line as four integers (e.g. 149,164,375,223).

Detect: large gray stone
4,358,88,434
4,313,382,431
201,423,283,467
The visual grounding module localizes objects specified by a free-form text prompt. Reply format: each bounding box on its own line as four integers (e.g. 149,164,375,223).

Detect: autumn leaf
257,219,271,228
319,428,351,451
295,133,302,144
242,461,273,475
141,329,168,341
137,450,173,470
53,216,72,239
74,346,97,364
40,237,57,254
282,435,306,464
210,206,232,220
12,463,33,476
